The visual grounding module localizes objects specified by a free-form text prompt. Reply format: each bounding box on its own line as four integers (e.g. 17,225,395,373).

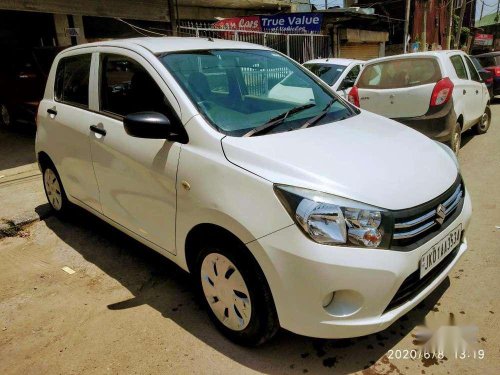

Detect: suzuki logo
436,204,446,225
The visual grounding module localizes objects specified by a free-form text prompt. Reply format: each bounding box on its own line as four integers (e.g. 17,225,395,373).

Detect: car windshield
303,63,346,85
159,49,355,136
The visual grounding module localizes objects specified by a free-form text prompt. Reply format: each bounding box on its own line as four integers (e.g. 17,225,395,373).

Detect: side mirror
124,112,171,139
339,79,355,91
479,70,492,83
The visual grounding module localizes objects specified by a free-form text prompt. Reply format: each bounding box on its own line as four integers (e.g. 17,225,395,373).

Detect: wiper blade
299,98,337,129
244,103,315,137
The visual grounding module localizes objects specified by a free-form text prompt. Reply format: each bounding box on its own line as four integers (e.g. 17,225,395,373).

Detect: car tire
42,163,71,215
449,122,462,155
474,106,491,135
0,103,12,128
195,239,279,346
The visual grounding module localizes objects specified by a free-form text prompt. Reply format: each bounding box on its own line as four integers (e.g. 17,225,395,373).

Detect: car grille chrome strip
393,184,463,241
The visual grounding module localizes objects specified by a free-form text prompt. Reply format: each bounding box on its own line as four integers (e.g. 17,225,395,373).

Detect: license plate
419,224,462,279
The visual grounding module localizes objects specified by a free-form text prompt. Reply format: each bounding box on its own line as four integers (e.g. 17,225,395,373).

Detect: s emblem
436,204,446,225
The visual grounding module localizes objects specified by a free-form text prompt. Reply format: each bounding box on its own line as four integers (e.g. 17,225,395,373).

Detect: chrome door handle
90,125,106,136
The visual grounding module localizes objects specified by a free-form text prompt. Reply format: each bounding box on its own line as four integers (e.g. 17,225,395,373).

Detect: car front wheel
196,240,279,346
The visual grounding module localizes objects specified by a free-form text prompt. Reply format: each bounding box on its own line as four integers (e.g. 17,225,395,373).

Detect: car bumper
393,101,456,142
247,190,472,339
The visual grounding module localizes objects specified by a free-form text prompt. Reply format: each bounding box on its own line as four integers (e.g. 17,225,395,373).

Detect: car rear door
356,57,442,118
89,48,181,255
463,54,487,124
37,52,101,212
449,54,477,127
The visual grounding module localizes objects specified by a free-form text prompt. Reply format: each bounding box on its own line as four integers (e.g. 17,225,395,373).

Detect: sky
308,0,499,20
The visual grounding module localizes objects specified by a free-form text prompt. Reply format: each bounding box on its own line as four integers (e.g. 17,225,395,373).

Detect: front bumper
248,190,472,339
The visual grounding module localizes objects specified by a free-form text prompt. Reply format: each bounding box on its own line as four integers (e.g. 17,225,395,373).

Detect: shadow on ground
42,206,450,374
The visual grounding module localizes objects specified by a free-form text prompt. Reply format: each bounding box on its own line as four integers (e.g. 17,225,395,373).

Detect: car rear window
357,58,441,89
54,54,91,108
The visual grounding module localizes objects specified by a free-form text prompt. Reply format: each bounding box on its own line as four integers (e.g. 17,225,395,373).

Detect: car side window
463,56,481,82
345,65,361,82
99,54,175,119
450,55,468,80
55,54,91,107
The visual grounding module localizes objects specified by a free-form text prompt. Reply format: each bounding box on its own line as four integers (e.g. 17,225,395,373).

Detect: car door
463,55,486,125
89,48,182,255
336,63,361,99
37,52,101,212
449,54,476,127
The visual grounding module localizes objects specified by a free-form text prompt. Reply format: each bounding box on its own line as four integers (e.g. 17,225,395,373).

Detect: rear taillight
430,77,454,107
485,76,494,84
348,86,360,107
493,67,500,77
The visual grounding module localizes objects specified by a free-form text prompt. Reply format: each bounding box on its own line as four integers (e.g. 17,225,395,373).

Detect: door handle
90,125,106,136
47,107,57,116
476,90,479,94
463,89,467,95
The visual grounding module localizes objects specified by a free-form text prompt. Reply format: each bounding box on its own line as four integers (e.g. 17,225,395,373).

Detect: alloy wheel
479,111,490,133
44,168,63,211
200,253,252,331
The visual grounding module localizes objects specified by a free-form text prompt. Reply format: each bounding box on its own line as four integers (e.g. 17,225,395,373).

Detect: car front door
463,55,487,126
89,49,182,255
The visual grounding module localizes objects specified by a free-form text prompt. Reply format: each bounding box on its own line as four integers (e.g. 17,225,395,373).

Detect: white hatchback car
348,51,491,154
268,58,363,102
36,37,472,346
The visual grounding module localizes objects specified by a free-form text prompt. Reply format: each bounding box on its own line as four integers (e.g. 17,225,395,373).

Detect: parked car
0,46,64,128
348,51,491,154
473,51,500,97
36,38,472,346
470,56,494,98
303,58,364,99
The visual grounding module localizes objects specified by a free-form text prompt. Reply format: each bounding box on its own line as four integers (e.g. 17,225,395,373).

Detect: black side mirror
479,70,492,83
339,79,355,91
124,112,171,139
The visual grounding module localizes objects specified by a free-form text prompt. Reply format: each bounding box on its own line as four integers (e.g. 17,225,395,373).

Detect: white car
268,58,363,102
304,58,364,98
348,51,491,154
36,37,472,346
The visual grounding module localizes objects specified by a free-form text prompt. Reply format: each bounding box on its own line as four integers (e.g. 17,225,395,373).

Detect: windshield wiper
244,103,315,137
299,98,337,129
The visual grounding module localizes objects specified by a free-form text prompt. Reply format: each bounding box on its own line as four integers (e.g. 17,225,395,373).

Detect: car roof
304,58,363,66
365,50,466,65
62,37,271,55
475,51,500,57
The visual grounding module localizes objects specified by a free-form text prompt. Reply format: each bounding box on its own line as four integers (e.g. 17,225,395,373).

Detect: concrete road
0,105,499,375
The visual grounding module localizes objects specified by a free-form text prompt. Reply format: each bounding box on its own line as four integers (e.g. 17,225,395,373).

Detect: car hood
221,111,458,210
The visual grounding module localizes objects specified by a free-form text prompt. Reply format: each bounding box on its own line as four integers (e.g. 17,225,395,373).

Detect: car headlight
274,185,393,248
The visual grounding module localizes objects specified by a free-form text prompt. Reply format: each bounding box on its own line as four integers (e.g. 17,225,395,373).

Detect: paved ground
0,105,499,375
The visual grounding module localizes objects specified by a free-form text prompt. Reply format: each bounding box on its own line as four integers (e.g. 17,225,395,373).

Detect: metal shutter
339,43,380,60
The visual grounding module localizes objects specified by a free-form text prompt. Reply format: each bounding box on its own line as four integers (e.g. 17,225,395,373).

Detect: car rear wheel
475,106,491,135
449,122,462,155
42,164,70,215
0,104,12,128
195,240,279,346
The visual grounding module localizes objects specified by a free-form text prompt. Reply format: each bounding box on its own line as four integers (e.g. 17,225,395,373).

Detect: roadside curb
0,204,52,238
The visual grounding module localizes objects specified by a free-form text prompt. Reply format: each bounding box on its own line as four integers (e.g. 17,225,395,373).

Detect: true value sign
213,13,323,33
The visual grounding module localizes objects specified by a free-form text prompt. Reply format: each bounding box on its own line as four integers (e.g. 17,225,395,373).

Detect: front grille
384,242,461,313
391,176,464,250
